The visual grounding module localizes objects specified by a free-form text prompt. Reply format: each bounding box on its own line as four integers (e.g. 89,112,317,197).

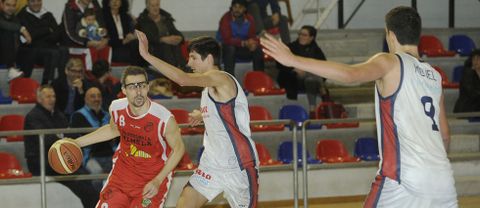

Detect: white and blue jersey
366,52,457,207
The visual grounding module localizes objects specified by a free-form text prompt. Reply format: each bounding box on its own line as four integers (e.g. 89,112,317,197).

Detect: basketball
48,139,83,174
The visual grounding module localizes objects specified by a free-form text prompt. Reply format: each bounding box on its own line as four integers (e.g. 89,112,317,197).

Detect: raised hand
136,30,150,58
260,33,296,67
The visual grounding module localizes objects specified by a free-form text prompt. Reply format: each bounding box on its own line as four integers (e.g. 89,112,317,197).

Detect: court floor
275,196,480,208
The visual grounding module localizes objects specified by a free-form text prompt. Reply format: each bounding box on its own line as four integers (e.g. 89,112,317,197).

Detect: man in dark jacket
136,0,186,70
24,84,99,207
17,0,69,83
0,0,31,81
454,49,480,113
277,25,329,116
52,57,93,118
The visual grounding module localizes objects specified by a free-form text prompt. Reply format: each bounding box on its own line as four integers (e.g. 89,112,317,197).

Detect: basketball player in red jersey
70,66,185,207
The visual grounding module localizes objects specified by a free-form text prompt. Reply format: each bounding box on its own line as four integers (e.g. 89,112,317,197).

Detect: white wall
43,0,480,31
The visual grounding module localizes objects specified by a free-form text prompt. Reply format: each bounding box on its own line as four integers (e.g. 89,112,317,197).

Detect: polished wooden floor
205,196,480,208
274,196,480,208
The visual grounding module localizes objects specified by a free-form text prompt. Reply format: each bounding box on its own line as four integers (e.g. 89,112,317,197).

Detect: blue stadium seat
449,34,476,56
354,137,380,161
0,91,12,104
278,105,321,129
277,141,321,165
452,65,464,83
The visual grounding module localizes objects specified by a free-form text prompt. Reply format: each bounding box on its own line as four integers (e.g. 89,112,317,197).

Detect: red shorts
96,171,172,208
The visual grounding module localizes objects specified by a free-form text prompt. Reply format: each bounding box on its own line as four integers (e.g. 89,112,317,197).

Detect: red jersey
108,98,173,188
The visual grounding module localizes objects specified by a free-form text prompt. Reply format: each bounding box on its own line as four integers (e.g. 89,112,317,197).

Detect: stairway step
302,7,325,14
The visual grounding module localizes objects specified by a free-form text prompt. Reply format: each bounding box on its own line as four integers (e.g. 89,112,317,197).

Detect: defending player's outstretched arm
73,116,120,148
136,30,231,88
142,116,185,199
260,33,397,84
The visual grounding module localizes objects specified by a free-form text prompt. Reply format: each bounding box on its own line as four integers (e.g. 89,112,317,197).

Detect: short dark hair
36,84,54,98
385,6,421,45
92,60,111,79
188,36,221,67
471,49,480,57
231,0,247,7
102,0,129,14
84,8,96,18
121,66,148,86
301,25,317,38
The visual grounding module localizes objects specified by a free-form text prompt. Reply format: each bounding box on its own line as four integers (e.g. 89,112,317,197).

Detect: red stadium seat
176,153,196,170
9,77,39,103
180,40,190,62
418,35,456,57
170,109,205,135
248,106,284,132
316,140,359,163
0,115,25,142
315,102,359,129
243,71,285,96
433,66,459,89
0,152,32,179
255,143,282,166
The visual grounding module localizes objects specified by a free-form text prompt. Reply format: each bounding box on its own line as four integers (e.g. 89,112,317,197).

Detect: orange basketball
48,139,83,174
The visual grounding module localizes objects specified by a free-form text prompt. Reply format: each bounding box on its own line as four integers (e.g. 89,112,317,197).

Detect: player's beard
133,95,146,108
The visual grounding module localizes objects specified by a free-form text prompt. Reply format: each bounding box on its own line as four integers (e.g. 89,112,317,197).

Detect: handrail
299,112,480,207
343,0,366,28
0,119,300,208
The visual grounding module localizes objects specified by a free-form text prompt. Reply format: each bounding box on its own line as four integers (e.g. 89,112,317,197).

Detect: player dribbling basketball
70,66,185,207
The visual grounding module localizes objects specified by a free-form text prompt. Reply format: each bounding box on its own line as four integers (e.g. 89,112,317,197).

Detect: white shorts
364,176,458,208
188,163,259,208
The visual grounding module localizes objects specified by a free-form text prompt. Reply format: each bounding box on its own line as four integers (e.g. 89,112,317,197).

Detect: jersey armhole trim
376,53,404,100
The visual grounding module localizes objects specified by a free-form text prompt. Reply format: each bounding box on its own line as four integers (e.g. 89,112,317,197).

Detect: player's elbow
174,139,185,156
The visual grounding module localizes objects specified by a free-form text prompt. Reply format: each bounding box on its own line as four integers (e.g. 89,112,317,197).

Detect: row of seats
169,102,358,135
0,137,379,178
2,70,286,104
418,34,476,57
0,102,355,143
176,138,380,171
3,63,467,105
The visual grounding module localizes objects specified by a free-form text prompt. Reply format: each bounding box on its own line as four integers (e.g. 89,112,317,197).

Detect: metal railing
0,120,301,208
299,112,480,208
2,112,480,207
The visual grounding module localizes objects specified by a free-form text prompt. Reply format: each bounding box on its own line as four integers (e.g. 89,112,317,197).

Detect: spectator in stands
23,84,99,207
0,0,31,81
76,8,107,41
102,0,143,66
60,0,108,49
17,0,69,84
277,25,329,117
136,0,186,69
70,86,116,191
247,0,290,43
52,57,92,117
90,59,121,109
454,49,480,113
219,0,264,76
